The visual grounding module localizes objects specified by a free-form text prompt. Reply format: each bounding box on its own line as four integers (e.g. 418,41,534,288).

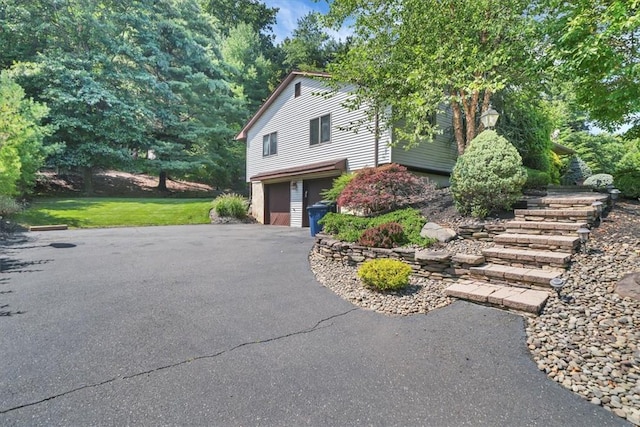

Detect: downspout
374,107,379,167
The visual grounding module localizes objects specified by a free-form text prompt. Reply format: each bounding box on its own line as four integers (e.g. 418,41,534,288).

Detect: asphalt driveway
0,224,628,426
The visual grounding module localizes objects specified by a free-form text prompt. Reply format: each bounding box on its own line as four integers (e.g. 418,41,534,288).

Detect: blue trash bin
307,202,331,237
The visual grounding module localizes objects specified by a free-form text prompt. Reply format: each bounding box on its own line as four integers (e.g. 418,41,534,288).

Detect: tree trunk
478,89,493,133
158,170,168,192
82,166,94,195
463,90,479,146
451,99,466,155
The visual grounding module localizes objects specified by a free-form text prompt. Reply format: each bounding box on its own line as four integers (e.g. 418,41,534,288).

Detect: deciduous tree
539,0,640,130
327,0,536,154
0,72,49,196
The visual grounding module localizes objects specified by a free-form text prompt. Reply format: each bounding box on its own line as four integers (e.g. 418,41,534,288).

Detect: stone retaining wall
313,234,485,280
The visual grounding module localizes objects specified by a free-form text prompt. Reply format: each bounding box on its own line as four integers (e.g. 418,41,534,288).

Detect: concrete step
29,224,68,231
504,220,588,236
444,280,549,314
469,264,562,287
526,193,609,210
482,247,571,269
493,233,580,253
514,208,597,225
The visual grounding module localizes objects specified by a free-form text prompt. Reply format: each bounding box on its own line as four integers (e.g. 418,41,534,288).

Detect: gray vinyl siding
246,76,391,181
290,179,303,227
390,108,458,173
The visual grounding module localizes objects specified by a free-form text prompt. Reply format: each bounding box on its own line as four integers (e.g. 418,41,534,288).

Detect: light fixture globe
577,227,591,253
480,105,500,129
550,278,565,292
550,277,572,303
609,189,621,207
577,227,590,242
592,201,603,215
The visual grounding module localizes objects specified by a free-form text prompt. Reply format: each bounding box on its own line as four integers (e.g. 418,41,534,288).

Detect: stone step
514,208,597,225
493,233,580,253
504,220,588,236
444,280,549,314
469,264,562,288
526,193,609,210
482,247,571,269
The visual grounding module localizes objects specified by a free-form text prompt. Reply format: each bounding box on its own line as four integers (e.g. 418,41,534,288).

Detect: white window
263,132,277,156
310,114,331,145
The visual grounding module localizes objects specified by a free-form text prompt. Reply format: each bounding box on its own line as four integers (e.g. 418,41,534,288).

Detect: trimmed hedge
524,168,551,189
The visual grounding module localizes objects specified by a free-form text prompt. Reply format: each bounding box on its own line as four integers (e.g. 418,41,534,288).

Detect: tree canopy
281,12,346,74
1,0,638,197
0,72,49,196
540,1,640,130
2,0,246,193
327,0,536,154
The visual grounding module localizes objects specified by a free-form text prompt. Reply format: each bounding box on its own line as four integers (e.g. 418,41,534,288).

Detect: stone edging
313,233,485,280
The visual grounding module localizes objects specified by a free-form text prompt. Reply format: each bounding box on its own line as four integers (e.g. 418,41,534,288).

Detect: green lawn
15,198,214,228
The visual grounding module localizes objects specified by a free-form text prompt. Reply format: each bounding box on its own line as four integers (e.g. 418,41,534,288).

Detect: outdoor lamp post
592,201,604,218
609,189,621,208
577,227,591,253
550,277,572,303
480,105,500,129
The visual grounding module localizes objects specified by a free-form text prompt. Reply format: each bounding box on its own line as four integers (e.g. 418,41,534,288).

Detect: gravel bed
309,199,640,425
310,251,453,316
526,201,640,425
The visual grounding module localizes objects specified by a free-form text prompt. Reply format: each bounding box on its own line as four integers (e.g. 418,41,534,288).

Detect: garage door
266,182,290,226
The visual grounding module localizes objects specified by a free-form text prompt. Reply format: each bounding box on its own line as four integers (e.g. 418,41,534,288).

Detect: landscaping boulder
615,272,640,301
420,222,457,243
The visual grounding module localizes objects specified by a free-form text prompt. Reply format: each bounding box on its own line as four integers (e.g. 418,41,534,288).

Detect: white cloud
264,0,314,43
327,25,353,42
264,0,353,43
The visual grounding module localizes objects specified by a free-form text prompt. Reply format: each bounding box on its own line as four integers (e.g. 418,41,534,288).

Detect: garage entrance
265,182,291,226
302,177,335,227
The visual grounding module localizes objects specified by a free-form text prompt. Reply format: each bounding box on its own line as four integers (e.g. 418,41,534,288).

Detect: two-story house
235,71,458,227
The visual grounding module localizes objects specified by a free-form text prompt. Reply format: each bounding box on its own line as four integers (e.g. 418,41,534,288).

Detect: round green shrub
212,193,248,219
561,155,592,185
357,222,407,248
614,170,640,198
357,258,412,291
450,130,526,218
616,149,640,173
524,168,551,190
583,173,613,189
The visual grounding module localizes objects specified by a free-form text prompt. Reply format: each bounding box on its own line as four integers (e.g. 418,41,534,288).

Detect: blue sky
263,0,351,43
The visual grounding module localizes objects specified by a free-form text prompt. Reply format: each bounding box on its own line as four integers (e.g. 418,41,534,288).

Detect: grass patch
14,198,214,228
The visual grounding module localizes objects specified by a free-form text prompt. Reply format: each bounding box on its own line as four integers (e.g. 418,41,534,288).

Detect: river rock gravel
309,199,640,425
526,200,640,425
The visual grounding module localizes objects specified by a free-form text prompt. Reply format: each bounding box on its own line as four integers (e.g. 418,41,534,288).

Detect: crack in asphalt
0,307,358,415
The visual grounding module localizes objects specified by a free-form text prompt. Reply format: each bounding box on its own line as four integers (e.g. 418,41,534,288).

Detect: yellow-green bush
357,258,412,291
